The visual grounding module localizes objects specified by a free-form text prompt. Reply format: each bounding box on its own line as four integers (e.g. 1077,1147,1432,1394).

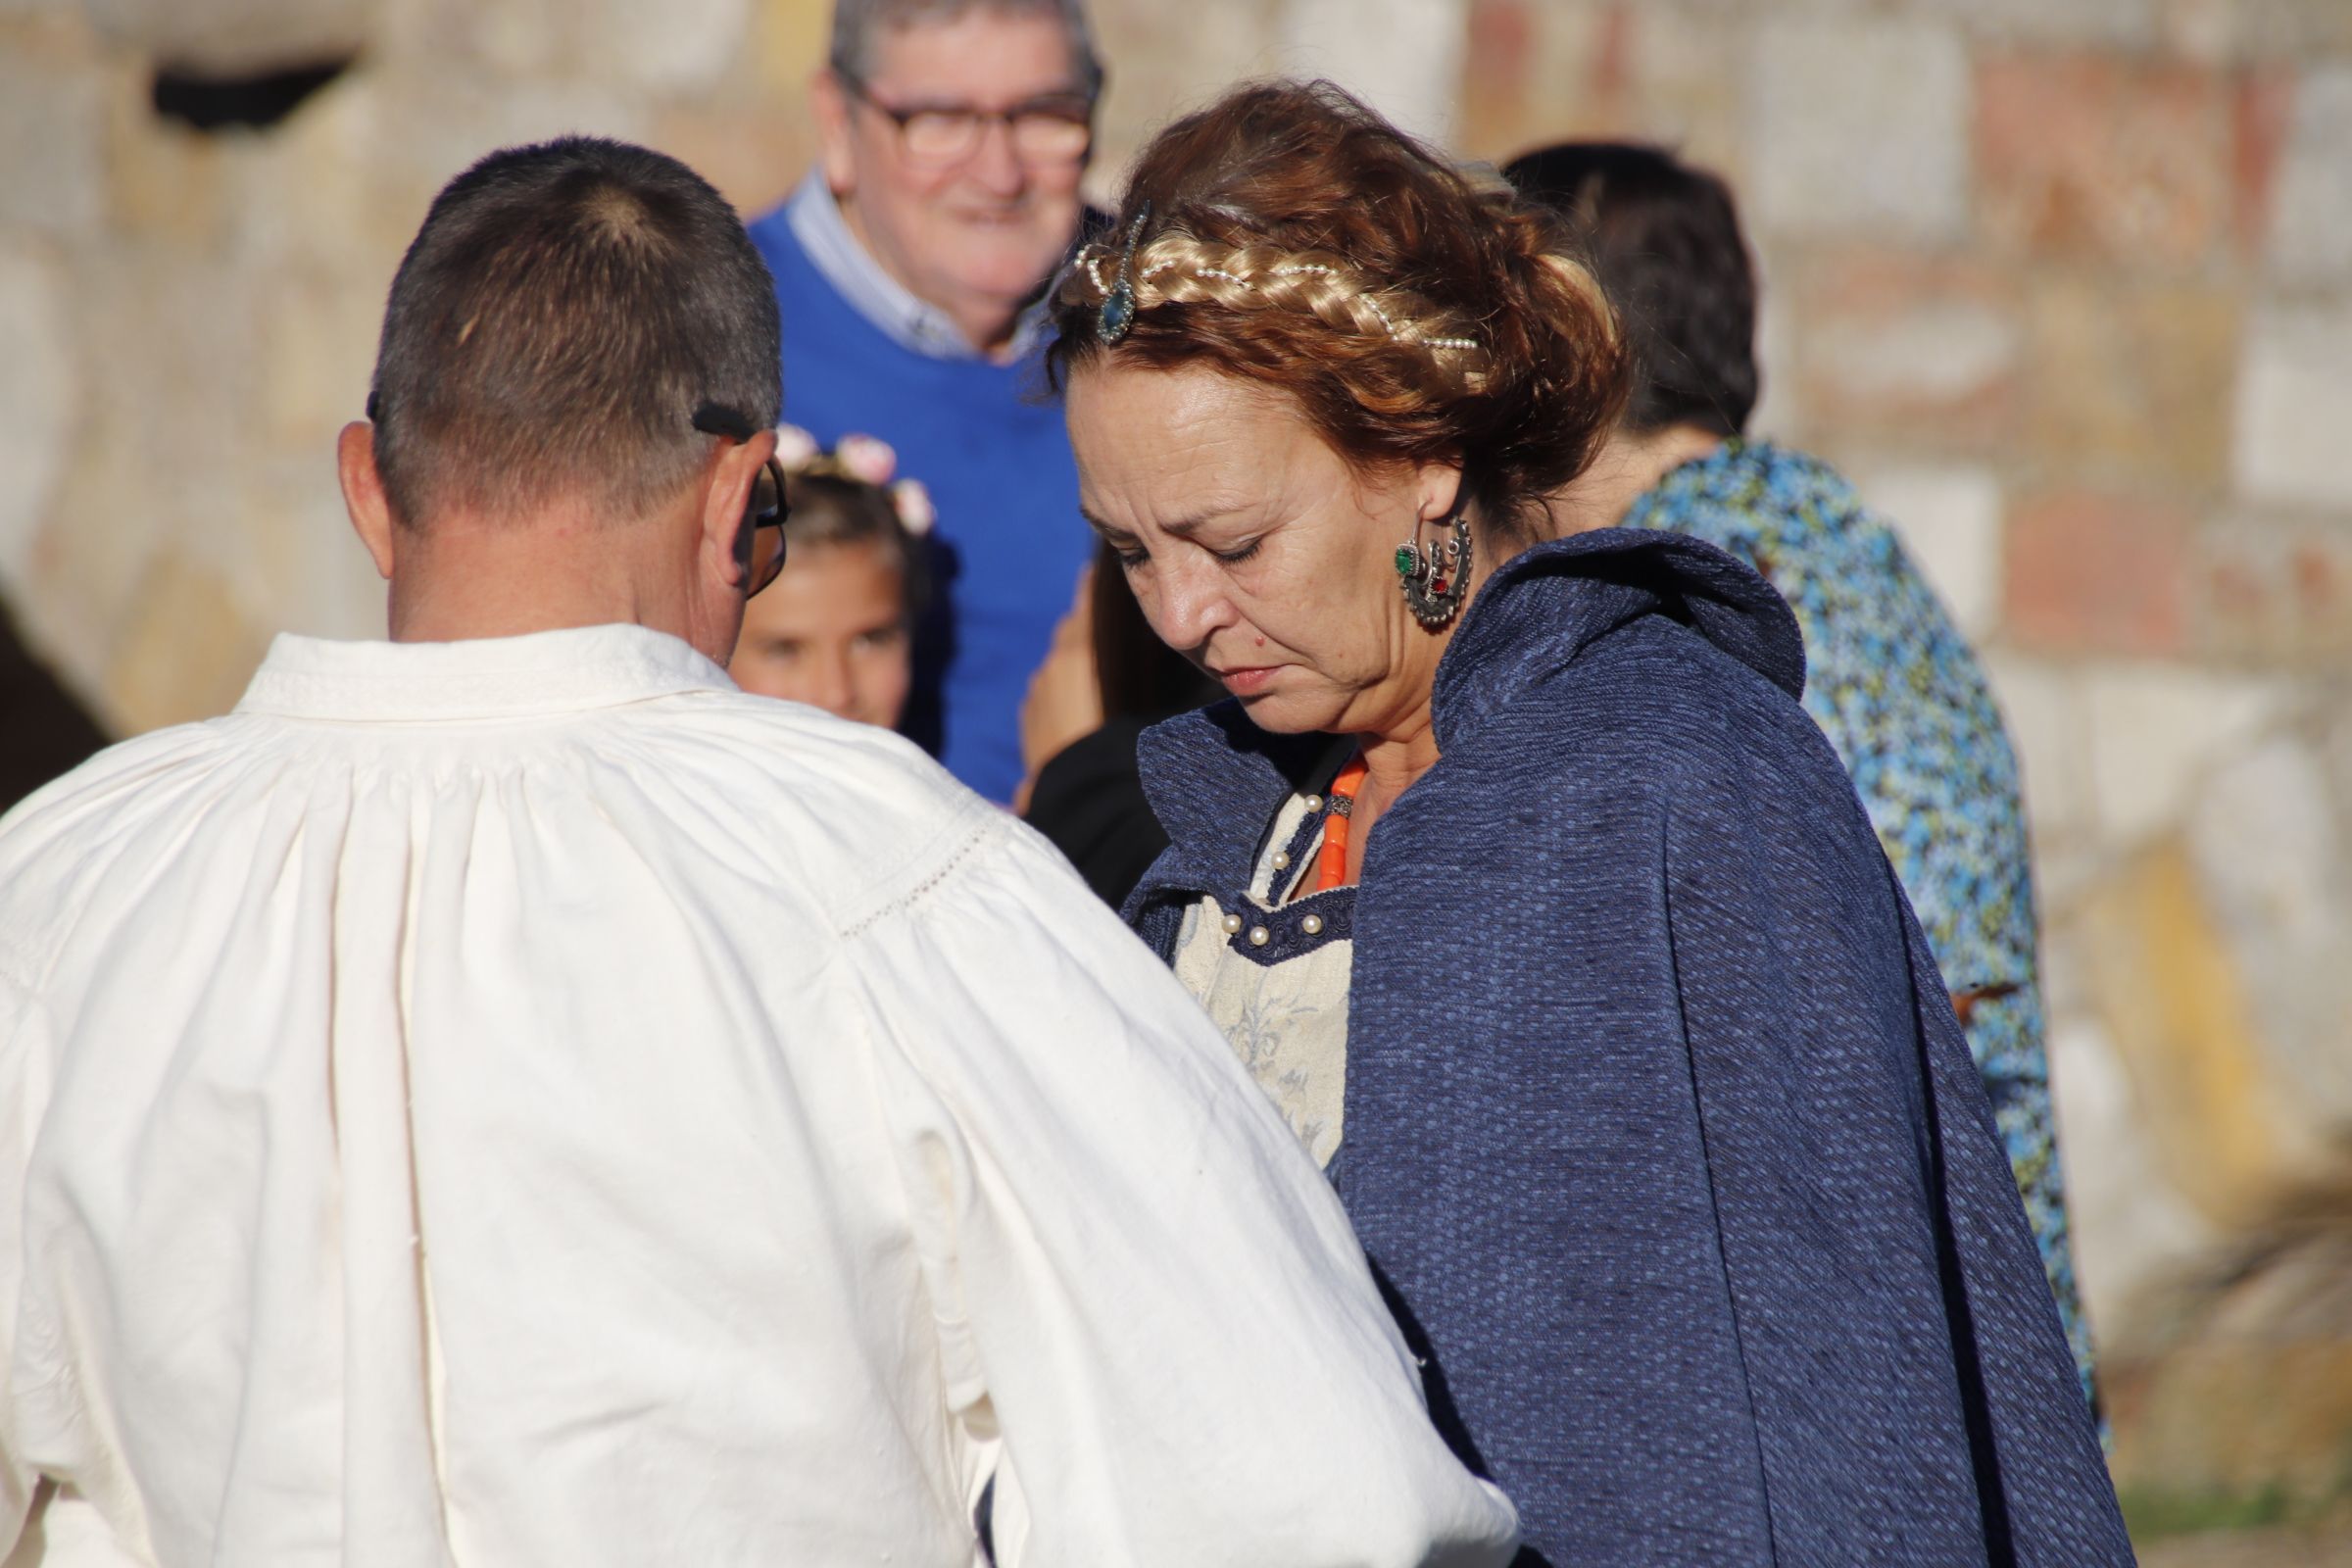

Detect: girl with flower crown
730,425,936,729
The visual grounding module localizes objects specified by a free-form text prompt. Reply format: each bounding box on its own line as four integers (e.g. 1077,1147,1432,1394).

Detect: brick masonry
2004,488,2195,658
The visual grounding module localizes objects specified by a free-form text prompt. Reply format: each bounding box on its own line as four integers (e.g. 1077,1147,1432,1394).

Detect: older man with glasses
748,0,1103,803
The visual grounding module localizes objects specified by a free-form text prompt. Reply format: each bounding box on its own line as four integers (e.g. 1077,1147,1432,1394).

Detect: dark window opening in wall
152,58,354,132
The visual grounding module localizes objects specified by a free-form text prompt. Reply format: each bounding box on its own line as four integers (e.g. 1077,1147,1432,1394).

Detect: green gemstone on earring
1394,545,1417,577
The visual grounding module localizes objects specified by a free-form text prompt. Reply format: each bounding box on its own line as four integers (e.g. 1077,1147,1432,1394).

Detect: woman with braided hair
1054,81,2130,1565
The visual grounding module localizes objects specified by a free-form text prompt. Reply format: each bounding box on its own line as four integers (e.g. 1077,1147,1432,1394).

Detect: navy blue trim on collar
1133,730,1357,967
1134,704,1332,900
1208,885,1356,967
1259,740,1354,898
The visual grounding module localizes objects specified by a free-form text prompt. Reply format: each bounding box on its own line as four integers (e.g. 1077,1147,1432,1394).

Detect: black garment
0,599,107,815
1021,718,1167,909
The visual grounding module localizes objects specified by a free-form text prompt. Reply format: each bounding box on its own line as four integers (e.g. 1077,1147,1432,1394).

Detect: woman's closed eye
1093,527,1259,569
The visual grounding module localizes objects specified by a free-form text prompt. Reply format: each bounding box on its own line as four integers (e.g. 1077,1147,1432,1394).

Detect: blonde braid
1070,230,1491,390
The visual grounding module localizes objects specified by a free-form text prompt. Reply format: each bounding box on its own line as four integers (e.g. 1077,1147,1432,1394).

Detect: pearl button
1301,913,1324,937
1271,851,1292,871
1220,912,1243,935
1248,925,1271,948
1303,795,1324,813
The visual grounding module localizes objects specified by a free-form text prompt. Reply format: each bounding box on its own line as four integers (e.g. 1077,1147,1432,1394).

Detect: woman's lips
1215,665,1279,695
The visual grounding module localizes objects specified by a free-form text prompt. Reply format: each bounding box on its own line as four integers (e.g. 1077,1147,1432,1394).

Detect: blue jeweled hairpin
1097,200,1152,345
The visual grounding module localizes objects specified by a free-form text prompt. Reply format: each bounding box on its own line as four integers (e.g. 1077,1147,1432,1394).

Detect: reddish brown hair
1050,80,1627,546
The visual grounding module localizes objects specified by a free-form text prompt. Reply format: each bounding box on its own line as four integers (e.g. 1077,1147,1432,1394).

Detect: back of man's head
1503,142,1757,441
369,136,783,530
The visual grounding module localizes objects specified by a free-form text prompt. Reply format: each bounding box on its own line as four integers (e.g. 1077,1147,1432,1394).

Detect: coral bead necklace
1311,758,1372,894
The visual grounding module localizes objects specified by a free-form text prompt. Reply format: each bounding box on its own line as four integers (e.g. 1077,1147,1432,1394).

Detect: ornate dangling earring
1394,511,1472,630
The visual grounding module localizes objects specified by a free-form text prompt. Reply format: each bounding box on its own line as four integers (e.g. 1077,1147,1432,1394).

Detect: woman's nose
1147,559,1236,653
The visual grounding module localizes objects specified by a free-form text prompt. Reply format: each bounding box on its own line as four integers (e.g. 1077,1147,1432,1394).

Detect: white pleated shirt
0,625,1515,1568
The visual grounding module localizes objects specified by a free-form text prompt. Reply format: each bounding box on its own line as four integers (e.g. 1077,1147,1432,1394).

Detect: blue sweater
1127,531,2130,1565
746,207,1090,802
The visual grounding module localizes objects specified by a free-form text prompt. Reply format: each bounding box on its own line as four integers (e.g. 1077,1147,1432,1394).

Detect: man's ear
811,69,858,198
338,420,398,580
698,428,780,593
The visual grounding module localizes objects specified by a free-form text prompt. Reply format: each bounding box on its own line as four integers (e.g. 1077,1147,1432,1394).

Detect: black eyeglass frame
690,402,790,598
834,67,1097,168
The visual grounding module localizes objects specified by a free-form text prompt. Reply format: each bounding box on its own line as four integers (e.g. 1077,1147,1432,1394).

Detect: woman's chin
1231,688,1344,736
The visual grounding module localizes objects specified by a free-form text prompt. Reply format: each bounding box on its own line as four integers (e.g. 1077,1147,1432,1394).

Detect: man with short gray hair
0,135,1518,1565
748,0,1102,802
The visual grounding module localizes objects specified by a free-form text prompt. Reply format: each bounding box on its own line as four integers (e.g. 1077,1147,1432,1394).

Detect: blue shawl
1126,530,2131,1565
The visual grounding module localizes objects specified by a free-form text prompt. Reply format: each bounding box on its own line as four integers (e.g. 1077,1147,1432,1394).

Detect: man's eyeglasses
837,69,1094,169
691,403,790,598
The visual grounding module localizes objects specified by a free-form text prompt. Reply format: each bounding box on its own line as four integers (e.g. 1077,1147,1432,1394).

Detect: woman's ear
1416,461,1464,524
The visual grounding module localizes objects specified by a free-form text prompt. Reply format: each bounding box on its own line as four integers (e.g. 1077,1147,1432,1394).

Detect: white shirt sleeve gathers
0,625,1514,1568
845,818,1513,1565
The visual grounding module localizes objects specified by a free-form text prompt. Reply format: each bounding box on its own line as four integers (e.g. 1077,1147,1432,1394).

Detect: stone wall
2,0,2348,1541
0,0,822,732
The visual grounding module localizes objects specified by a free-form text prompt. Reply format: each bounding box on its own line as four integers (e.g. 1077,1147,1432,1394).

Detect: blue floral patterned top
1625,440,2095,1403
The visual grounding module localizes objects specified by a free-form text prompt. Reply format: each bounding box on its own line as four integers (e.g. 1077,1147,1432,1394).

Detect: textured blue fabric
1623,442,2093,1402
1127,530,2132,1565
746,201,1091,803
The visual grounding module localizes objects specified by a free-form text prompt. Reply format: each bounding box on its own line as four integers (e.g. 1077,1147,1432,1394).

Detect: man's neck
1553,423,1728,535
385,509,707,655
836,194,1023,360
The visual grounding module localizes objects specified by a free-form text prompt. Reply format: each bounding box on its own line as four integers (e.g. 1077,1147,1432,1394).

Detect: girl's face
729,537,913,729
1066,359,1462,738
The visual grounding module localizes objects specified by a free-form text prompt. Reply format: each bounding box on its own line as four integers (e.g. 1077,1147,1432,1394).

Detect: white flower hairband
773,423,936,537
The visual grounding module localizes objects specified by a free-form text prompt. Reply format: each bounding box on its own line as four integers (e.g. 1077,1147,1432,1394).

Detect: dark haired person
1062,81,2130,1562
0,137,1519,1565
1507,140,2095,1407
747,0,1105,802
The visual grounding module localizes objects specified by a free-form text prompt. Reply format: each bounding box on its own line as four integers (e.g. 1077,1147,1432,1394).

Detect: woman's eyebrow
1081,491,1263,539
